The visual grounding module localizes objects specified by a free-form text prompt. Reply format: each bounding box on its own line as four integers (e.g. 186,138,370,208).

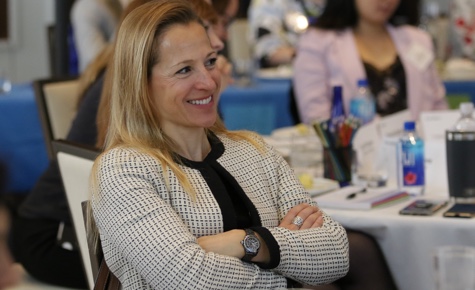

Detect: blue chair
444,80,475,109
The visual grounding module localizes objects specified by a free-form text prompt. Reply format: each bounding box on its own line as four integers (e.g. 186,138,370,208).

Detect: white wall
0,0,54,83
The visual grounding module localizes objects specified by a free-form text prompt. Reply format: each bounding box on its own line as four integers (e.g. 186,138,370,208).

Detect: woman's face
213,0,239,41
355,0,400,25
203,20,225,52
148,22,221,134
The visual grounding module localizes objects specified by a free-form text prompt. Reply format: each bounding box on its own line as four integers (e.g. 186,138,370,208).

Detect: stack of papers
314,186,409,210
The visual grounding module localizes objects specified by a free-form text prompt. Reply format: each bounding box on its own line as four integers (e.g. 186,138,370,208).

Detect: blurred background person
71,0,132,73
208,0,238,91
450,0,475,60
8,0,225,288
248,0,325,68
293,0,448,124
210,0,239,43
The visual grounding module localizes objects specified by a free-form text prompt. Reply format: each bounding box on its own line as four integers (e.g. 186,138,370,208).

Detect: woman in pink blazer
293,0,448,124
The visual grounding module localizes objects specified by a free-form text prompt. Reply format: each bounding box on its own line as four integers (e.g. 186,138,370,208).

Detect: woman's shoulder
299,27,348,49
99,146,156,167
218,131,261,144
217,131,269,153
390,24,431,43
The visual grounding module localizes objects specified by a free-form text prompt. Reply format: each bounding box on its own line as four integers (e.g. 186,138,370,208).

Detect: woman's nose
196,69,218,91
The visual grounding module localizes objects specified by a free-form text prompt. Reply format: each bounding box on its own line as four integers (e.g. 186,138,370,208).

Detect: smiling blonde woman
90,0,349,289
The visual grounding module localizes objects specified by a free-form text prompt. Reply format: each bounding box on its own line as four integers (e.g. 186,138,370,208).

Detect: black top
176,135,255,231
19,71,105,221
176,134,281,270
363,56,407,116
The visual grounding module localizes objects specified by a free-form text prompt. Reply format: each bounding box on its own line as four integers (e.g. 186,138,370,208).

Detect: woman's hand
197,229,245,258
279,203,324,230
267,46,296,67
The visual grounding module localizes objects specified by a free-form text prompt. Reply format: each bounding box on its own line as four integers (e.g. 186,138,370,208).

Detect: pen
346,187,367,199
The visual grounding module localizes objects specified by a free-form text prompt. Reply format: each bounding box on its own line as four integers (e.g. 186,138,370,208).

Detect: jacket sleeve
245,135,350,286
422,30,448,112
396,25,448,119
271,144,349,285
293,29,334,124
92,148,288,289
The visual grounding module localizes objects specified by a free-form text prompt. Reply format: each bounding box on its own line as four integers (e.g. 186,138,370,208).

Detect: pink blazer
293,25,448,124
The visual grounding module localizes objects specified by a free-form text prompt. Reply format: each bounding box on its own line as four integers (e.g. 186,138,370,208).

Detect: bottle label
400,143,425,186
349,98,375,125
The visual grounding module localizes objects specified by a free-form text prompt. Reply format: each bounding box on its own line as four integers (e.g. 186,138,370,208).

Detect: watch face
244,235,260,253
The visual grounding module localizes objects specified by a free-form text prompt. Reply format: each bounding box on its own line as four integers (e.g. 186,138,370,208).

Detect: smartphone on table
443,203,475,218
399,199,448,216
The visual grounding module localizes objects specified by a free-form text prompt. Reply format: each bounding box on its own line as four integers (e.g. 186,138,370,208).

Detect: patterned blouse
92,133,349,289
364,56,407,116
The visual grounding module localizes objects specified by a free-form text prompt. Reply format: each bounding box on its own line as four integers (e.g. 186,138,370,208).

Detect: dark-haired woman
293,0,448,124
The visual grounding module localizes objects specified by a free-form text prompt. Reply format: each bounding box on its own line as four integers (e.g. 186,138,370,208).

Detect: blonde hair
95,0,218,146
88,0,260,248
94,0,260,195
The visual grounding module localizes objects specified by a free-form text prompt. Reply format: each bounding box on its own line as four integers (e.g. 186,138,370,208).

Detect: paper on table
352,110,409,181
377,109,410,137
352,121,380,176
314,186,409,210
419,110,462,197
419,110,460,140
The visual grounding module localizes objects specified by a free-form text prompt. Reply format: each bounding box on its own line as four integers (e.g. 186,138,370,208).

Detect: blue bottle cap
357,79,368,87
404,121,415,131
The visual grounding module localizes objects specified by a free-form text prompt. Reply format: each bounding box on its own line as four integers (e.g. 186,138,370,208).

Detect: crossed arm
197,203,324,263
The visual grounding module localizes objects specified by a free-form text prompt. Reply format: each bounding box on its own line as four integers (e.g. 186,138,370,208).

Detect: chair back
228,19,252,67
81,201,102,288
53,140,100,290
34,77,80,159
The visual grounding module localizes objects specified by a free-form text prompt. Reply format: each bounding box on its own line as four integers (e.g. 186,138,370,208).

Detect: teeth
189,96,212,105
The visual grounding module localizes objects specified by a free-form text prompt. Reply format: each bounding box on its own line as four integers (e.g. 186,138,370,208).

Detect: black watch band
241,228,260,262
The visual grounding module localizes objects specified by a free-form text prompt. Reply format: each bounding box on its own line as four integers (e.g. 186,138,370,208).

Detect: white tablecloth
320,198,475,290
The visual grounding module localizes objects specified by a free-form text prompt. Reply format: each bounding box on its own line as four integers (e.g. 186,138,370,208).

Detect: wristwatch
241,228,260,262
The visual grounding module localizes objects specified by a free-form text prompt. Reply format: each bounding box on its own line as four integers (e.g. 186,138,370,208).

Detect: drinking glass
233,58,255,87
433,246,475,290
0,68,12,94
289,134,322,178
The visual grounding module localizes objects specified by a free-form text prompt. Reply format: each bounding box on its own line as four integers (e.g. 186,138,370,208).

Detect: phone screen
443,203,475,218
399,200,448,216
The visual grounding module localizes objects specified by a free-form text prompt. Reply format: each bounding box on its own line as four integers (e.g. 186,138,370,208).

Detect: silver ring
292,216,304,227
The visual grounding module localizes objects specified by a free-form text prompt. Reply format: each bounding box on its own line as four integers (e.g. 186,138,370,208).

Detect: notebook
314,186,410,210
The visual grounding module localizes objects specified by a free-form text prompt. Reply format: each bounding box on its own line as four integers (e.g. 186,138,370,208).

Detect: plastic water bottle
453,102,475,131
349,79,375,125
398,121,425,195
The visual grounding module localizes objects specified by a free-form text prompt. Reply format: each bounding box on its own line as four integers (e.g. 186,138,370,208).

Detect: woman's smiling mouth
188,96,212,105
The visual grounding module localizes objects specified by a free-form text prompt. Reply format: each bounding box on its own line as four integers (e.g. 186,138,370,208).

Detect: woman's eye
206,58,217,68
176,66,191,75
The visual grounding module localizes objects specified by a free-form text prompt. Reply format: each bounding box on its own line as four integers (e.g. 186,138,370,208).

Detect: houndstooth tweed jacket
92,133,349,289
